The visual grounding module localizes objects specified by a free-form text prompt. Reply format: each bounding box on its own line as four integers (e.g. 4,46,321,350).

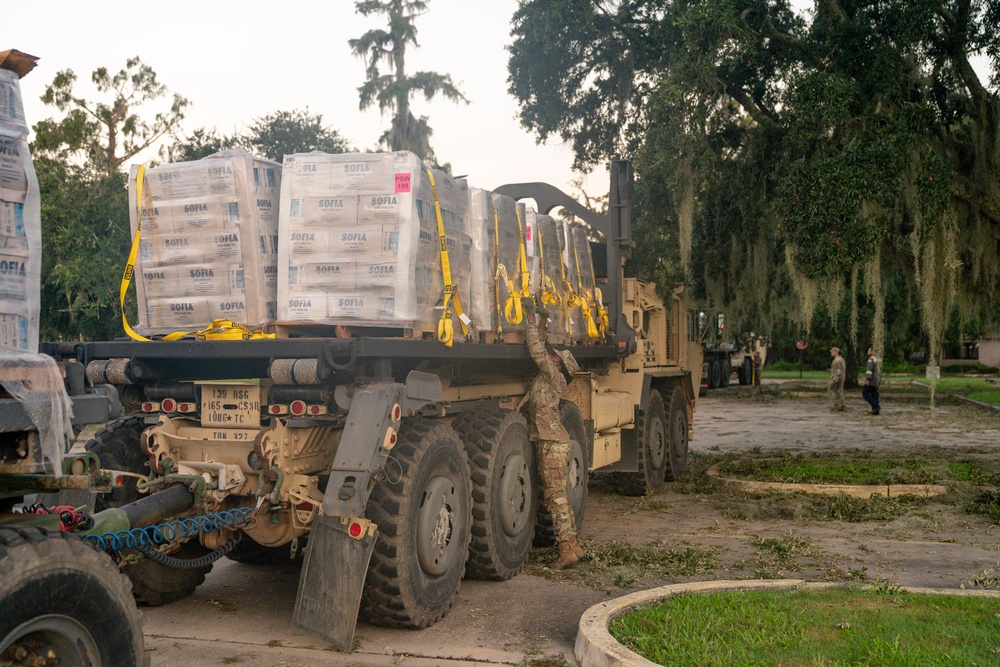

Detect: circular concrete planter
574,579,1000,667
706,464,949,499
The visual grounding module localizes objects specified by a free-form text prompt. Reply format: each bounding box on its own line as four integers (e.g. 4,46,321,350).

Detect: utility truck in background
21,159,702,652
698,309,760,392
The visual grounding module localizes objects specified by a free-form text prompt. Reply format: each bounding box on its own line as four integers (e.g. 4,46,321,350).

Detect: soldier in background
828,347,847,412
863,347,882,415
523,298,584,570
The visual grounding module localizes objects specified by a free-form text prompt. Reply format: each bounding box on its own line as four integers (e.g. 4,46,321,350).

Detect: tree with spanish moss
508,0,1000,365
350,0,468,163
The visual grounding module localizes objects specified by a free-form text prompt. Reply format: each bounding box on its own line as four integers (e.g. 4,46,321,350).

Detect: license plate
200,382,261,429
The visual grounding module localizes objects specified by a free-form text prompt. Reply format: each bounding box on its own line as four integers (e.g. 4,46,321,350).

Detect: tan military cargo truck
39,159,702,650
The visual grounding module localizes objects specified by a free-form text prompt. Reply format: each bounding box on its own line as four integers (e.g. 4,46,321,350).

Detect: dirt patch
141,389,1000,666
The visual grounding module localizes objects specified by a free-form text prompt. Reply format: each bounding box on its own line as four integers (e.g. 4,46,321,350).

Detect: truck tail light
307,404,328,416
268,404,288,415
176,402,196,414
141,401,161,412
289,400,306,416
161,398,176,412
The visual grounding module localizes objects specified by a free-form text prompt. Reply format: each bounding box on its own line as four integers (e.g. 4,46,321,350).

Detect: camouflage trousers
536,439,577,541
829,382,846,409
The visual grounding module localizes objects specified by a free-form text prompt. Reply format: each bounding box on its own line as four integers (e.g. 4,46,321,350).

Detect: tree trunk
844,344,860,390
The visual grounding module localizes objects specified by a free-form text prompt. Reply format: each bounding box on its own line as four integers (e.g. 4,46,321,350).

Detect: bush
941,363,998,375
883,361,923,374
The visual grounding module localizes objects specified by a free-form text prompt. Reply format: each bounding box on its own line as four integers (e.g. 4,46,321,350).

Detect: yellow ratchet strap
595,287,610,334
426,167,468,347
571,240,600,339
160,319,276,341
535,225,562,309
120,165,152,341
120,166,275,342
494,200,535,327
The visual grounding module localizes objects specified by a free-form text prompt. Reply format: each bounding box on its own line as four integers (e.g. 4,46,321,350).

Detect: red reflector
290,400,306,416
348,522,363,538
115,476,125,486
161,398,176,412
392,404,401,421
389,433,397,445
295,502,313,512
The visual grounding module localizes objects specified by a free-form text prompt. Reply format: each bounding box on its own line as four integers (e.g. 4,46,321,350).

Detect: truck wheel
533,401,589,547
86,417,213,606
708,359,722,389
720,360,732,388
0,527,145,667
361,419,472,628
665,387,689,481
453,408,536,581
739,356,753,385
613,390,668,496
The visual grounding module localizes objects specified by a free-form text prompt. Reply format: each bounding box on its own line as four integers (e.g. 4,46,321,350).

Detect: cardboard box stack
468,190,528,333
277,151,472,332
127,150,281,334
0,52,41,351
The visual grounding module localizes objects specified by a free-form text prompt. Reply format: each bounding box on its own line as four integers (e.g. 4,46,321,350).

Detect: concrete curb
573,580,1000,667
705,464,949,499
908,380,1000,413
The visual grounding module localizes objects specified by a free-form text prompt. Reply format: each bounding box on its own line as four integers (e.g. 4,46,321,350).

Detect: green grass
609,587,1000,666
914,377,1000,406
717,458,946,485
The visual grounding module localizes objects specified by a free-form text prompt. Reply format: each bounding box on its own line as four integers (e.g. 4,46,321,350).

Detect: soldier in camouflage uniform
524,298,584,570
828,347,847,412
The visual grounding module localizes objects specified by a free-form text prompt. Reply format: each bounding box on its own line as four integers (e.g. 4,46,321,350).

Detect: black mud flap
293,516,377,651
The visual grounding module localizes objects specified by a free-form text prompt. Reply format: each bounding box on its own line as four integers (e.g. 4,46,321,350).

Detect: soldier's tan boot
552,537,583,570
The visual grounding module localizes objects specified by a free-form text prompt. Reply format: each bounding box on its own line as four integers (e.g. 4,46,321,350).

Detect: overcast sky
6,0,608,195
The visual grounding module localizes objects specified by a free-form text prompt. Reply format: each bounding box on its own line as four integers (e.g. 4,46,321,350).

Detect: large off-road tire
613,390,669,497
665,386,689,481
708,359,722,389
738,356,753,385
720,360,732,388
86,416,213,606
0,527,145,667
533,401,589,547
361,419,472,628
453,408,536,581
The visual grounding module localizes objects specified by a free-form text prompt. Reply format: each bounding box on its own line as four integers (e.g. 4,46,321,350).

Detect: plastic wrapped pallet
278,151,472,334
0,64,40,351
525,209,575,338
468,189,529,334
127,150,281,334
565,224,602,339
0,68,28,136
555,221,586,339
